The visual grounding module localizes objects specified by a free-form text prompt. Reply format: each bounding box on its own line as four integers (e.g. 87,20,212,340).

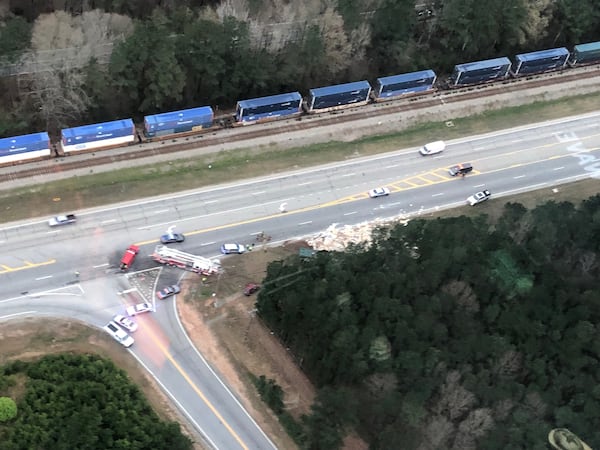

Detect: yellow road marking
144,324,249,450
0,259,56,275
135,148,600,246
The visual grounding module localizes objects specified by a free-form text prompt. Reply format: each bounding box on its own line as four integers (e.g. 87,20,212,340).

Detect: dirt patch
177,241,326,450
0,318,205,450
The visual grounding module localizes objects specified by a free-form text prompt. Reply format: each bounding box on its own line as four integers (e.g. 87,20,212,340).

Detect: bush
0,397,17,422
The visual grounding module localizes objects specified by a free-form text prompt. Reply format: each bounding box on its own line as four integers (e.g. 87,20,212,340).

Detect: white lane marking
473,147,486,151
432,193,444,197
298,221,313,225
387,164,399,168
0,311,36,320
298,182,312,186
389,202,403,206
514,175,526,179
511,139,521,143
136,198,293,230
93,263,109,268
171,300,278,450
35,275,52,281
343,211,357,216
252,191,266,195
473,184,485,188
47,230,60,234
201,241,216,246
553,166,565,170
101,219,117,224
341,173,356,177
205,200,218,204
127,353,219,450
0,240,5,244
154,209,169,214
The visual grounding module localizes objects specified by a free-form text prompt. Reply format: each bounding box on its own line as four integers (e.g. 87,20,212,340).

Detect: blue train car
235,92,302,124
0,132,51,164
450,57,512,87
570,41,600,66
61,119,135,153
144,106,214,138
373,70,437,101
513,47,569,76
306,81,371,113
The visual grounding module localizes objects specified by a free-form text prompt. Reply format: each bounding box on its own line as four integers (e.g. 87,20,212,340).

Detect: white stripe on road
35,275,52,281
432,193,444,197
201,242,216,246
553,166,565,170
343,211,357,216
101,219,117,224
514,175,526,179
93,263,109,268
298,221,313,225
0,311,36,320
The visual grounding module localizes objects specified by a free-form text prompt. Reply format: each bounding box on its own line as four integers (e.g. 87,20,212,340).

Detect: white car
419,140,445,156
467,189,491,206
220,243,246,254
126,302,153,316
368,187,391,198
113,314,138,332
103,321,134,348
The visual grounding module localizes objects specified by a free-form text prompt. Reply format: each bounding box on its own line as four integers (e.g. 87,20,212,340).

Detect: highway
1,111,600,449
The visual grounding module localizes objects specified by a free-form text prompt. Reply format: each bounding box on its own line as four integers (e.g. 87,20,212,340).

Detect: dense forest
1,0,600,135
257,197,600,449
0,354,193,450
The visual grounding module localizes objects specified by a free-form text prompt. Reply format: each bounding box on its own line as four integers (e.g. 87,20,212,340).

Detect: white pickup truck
48,214,77,227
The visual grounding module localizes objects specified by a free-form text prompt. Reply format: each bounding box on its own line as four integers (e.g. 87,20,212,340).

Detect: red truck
120,245,139,271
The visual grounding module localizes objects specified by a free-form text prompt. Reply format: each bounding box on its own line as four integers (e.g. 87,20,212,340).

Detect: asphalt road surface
1,111,600,449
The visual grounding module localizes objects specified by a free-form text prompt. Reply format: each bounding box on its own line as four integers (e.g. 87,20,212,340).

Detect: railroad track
1,67,598,185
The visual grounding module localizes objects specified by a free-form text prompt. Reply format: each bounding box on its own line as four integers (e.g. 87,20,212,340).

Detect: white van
419,140,445,156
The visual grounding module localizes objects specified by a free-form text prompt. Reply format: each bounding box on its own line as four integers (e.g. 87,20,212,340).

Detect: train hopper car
570,41,600,66
0,132,51,165
235,92,302,125
513,47,569,76
450,57,512,87
373,70,437,101
61,119,135,153
144,106,214,138
305,81,371,113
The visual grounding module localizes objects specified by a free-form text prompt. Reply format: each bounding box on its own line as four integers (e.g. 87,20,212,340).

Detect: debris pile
307,217,409,251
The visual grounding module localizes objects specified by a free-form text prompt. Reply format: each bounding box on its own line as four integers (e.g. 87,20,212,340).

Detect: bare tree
443,280,479,314
521,0,554,46
23,10,132,130
417,415,455,450
433,370,477,421
452,408,494,450
493,349,523,378
318,7,352,77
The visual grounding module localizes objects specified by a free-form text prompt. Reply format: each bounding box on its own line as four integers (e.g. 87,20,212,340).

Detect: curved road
1,111,600,449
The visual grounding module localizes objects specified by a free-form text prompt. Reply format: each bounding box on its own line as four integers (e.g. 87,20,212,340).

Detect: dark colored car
448,163,473,176
243,283,260,296
157,284,181,300
160,233,185,244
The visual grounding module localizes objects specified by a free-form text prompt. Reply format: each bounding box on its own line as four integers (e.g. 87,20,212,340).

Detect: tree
0,16,32,62
110,11,185,114
0,397,17,422
368,0,417,74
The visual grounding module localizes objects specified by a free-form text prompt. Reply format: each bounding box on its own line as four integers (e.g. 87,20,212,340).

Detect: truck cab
120,245,139,271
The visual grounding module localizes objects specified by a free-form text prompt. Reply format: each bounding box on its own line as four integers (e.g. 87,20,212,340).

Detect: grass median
1,91,600,224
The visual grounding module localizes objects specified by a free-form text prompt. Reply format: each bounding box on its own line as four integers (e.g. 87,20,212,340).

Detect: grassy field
1,91,599,223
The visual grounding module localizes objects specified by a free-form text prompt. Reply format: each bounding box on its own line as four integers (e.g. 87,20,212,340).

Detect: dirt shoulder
0,318,206,449
176,241,319,450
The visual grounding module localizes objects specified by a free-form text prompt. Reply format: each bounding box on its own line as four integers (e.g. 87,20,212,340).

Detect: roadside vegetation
0,0,599,135
255,196,600,449
0,353,193,450
1,91,600,223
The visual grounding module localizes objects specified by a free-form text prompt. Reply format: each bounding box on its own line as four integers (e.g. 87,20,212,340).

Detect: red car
243,283,260,296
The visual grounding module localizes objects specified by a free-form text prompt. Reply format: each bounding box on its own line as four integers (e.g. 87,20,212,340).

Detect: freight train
1,42,600,167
